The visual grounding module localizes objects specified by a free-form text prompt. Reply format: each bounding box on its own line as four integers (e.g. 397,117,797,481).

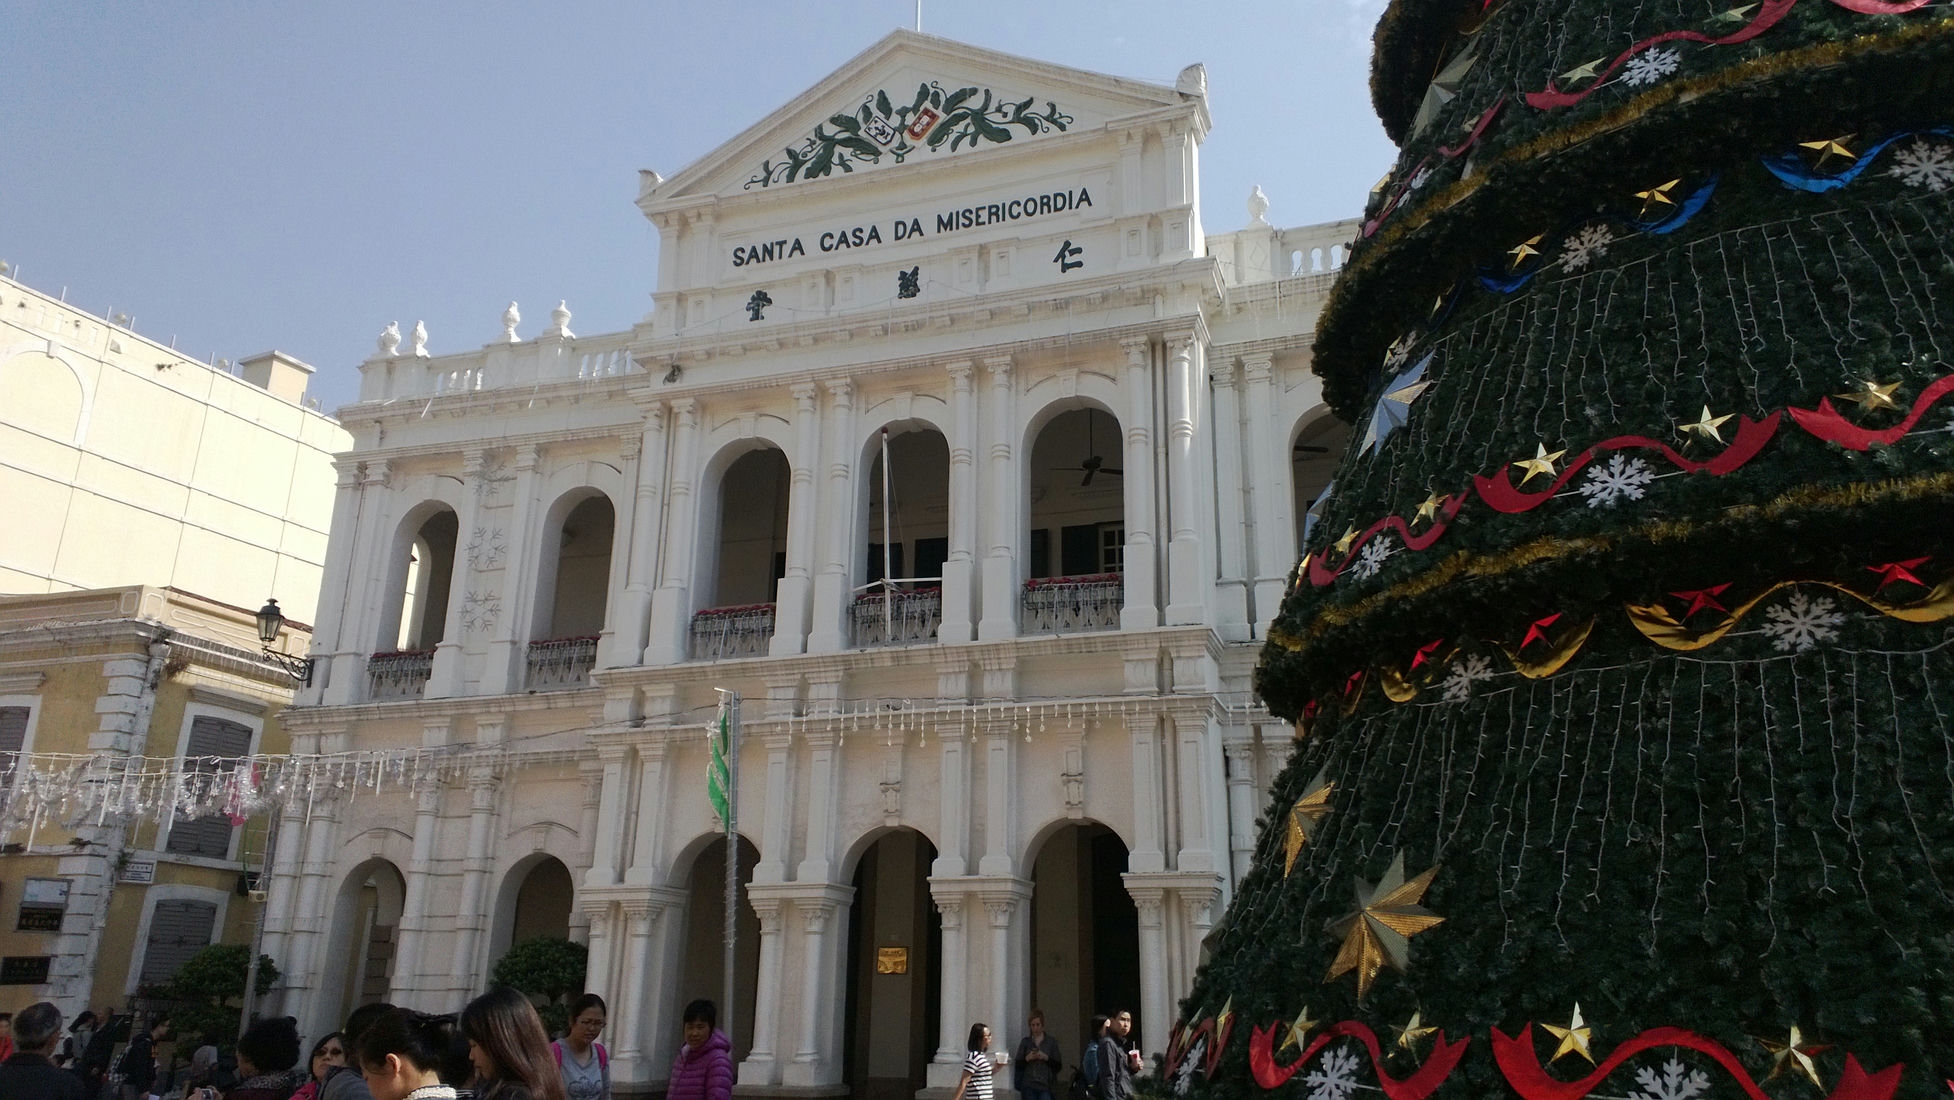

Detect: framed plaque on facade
876,947,909,974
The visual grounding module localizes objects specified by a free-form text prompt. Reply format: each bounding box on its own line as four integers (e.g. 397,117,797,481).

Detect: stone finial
549,300,574,339
411,320,430,357
637,169,664,201
1176,63,1208,100
1247,185,1271,227
501,301,521,343
378,320,402,356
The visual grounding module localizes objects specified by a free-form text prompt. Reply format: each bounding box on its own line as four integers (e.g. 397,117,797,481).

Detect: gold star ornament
1323,852,1446,999
1560,57,1606,84
1835,377,1902,412
1542,1003,1594,1064
1633,179,1681,219
1512,443,1568,485
1283,770,1335,876
1711,3,1759,22
1799,135,1857,170
1756,1026,1828,1087
1394,1011,1437,1052
1277,1007,1320,1055
1333,526,1360,556
1413,490,1447,526
1508,233,1546,270
1679,405,1735,445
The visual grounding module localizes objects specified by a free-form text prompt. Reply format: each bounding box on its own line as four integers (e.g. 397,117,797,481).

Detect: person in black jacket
0,1001,85,1100
116,1015,170,1100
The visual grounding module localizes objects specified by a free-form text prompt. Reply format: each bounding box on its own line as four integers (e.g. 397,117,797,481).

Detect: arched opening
1024,405,1126,634
854,425,951,648
1290,415,1349,550
322,859,407,1030
371,504,458,699
1027,823,1140,1063
692,446,790,660
674,835,761,1061
529,492,614,688
488,854,576,973
843,829,942,1100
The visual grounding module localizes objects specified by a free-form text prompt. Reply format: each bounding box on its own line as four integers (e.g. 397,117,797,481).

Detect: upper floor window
165,714,254,859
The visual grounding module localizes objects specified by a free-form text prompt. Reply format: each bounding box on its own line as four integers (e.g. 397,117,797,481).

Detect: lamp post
254,599,314,686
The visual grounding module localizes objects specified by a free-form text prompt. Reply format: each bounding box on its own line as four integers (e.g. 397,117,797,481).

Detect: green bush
490,936,588,1038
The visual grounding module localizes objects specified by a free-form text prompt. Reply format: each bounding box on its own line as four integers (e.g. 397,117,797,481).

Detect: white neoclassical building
267,30,1353,1100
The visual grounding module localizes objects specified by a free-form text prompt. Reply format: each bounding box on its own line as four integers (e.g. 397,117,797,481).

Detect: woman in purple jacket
666,1000,733,1100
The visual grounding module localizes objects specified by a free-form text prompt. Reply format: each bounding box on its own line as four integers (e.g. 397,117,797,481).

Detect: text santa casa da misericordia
730,186,1094,268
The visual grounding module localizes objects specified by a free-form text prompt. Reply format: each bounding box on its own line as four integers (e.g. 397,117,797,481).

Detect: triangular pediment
650,29,1197,204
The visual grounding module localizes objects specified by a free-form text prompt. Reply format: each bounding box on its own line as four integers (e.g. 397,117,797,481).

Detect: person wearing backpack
549,995,610,1100
1073,1015,1108,1100
1091,1013,1132,1100
116,1015,170,1100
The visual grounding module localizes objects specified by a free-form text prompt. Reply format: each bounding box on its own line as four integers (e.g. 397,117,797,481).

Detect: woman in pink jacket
666,1000,733,1100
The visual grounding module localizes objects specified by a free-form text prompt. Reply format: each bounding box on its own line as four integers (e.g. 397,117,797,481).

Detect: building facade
0,586,309,1019
0,271,345,624
271,31,1354,1098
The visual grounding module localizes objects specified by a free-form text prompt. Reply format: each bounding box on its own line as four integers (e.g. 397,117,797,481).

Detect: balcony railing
367,650,434,700
1021,574,1123,635
690,604,776,661
526,636,598,689
850,586,943,648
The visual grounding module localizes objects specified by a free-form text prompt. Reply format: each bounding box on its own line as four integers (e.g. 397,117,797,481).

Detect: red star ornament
1868,556,1929,592
1410,639,1446,671
1520,613,1562,649
1669,584,1731,620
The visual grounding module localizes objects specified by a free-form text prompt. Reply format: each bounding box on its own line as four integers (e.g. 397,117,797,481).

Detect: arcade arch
672,834,761,1062
528,490,615,687
853,423,951,648
488,853,576,968
322,859,407,1032
380,503,459,653
1024,403,1127,633
1026,821,1140,1058
1290,414,1348,550
842,828,942,1100
693,443,791,659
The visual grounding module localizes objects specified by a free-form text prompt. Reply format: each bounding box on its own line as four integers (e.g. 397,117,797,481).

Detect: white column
325,461,391,704
1172,710,1217,874
808,379,857,653
429,449,488,696
1164,332,1207,625
581,900,618,1021
980,883,1032,1049
741,894,788,1084
940,360,978,642
646,399,701,664
619,886,688,1085
587,747,630,887
1124,885,1171,1055
977,355,1019,640
615,904,658,1066
624,743,671,886
609,407,668,667
449,769,501,993
1120,338,1160,630
1240,355,1290,629
304,460,365,704
928,891,969,1078
485,444,543,693
1222,739,1257,886
753,734,795,883
257,800,308,993
390,785,444,1006
1178,889,1220,995
292,797,344,1032
1127,709,1166,873
771,384,821,655
790,898,837,1071
933,724,971,877
795,729,842,884
1209,356,1250,638
978,722,1016,877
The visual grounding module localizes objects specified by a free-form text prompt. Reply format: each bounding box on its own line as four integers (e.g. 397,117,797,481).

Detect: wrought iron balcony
1020,573,1123,635
526,636,598,689
850,586,943,648
689,604,776,661
367,650,434,700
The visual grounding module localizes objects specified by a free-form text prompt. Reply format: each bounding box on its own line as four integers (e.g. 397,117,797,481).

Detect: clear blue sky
1,1,1394,414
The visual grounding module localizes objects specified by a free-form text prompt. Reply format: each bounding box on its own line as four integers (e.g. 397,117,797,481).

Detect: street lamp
255,598,314,687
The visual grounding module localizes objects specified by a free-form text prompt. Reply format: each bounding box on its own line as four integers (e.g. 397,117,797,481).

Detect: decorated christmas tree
1181,0,1954,1097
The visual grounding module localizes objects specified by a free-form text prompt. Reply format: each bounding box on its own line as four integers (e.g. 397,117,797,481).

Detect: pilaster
647,398,701,664
1239,354,1290,631
771,383,822,655
940,360,979,642
808,379,857,654
1119,337,1160,631
977,354,1019,640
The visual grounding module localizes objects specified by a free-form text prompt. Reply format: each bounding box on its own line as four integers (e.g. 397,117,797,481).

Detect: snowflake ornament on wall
1559,225,1616,271
1352,535,1398,581
1621,47,1681,87
1303,1044,1363,1100
1577,454,1655,507
1887,137,1954,192
1761,590,1844,652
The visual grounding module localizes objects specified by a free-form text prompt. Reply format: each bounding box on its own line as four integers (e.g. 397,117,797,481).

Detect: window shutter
0,707,28,782
138,899,218,987
164,716,254,858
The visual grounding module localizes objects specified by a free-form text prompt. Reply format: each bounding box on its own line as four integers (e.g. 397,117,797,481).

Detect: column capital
791,381,819,405
461,448,490,477
669,396,699,425
1119,334,1151,364
361,460,391,488
513,443,542,472
824,377,853,402
1164,329,1200,356
333,459,362,488
945,359,975,384
982,353,1014,378
1240,352,1275,382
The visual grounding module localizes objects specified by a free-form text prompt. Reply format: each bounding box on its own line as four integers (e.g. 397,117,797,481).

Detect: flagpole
718,690,741,1049
881,428,894,640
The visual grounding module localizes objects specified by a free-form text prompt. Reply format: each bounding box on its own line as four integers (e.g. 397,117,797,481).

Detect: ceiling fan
1055,412,1124,486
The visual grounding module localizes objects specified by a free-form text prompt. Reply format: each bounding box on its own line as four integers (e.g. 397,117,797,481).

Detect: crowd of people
0,992,737,1100
949,1008,1145,1100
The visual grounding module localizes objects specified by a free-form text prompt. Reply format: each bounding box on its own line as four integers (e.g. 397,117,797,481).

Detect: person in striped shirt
950,1023,995,1100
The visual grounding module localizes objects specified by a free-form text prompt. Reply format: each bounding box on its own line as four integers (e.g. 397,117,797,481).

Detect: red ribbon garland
1472,413,1781,514
1788,373,1954,451
1247,1020,1470,1100
1524,0,1795,108
1308,494,1468,585
1492,1024,1902,1100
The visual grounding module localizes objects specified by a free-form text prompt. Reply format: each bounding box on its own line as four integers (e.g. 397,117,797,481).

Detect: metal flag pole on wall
710,688,741,1047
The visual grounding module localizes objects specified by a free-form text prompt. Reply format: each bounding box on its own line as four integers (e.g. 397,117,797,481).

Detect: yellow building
0,586,310,1020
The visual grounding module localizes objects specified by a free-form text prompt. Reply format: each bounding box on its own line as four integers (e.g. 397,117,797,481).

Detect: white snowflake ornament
1441,654,1495,702
1173,1037,1205,1098
1303,1043,1364,1100
1761,589,1845,652
1887,137,1954,192
1622,47,1681,87
1627,1057,1711,1100
1352,535,1397,581
1577,454,1656,507
1560,224,1616,272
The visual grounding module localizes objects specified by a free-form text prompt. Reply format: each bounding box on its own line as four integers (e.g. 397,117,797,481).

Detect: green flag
707,702,731,825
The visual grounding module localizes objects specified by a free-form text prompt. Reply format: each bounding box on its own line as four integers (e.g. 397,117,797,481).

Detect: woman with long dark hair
460,988,566,1100
290,1031,346,1100
949,1022,995,1100
549,994,610,1100
356,1008,461,1100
